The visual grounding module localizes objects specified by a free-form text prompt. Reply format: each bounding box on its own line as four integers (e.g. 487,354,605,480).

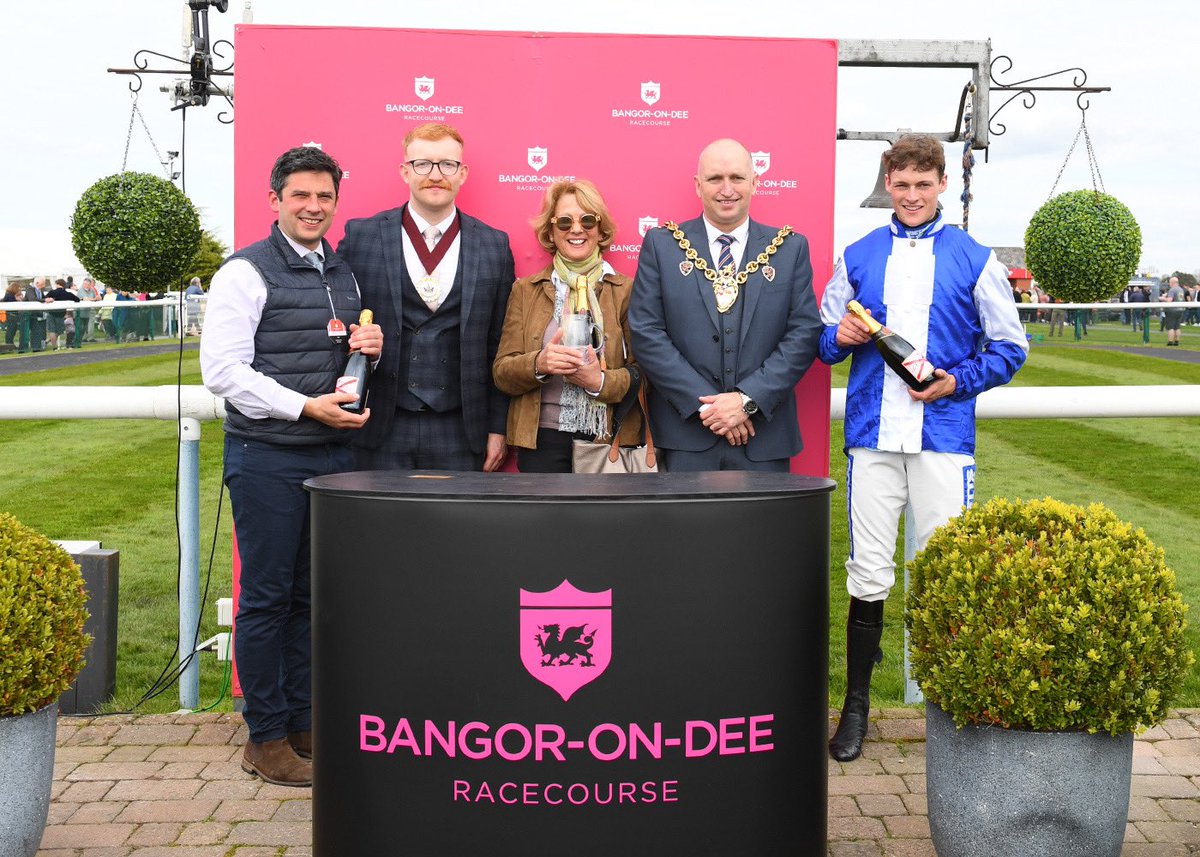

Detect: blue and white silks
819,216,1027,455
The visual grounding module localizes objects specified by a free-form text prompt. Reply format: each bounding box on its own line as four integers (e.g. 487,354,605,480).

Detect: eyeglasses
405,159,462,176
553,214,600,231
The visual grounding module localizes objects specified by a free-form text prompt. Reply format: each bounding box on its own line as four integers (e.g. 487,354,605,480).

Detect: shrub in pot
0,513,91,857
906,497,1192,857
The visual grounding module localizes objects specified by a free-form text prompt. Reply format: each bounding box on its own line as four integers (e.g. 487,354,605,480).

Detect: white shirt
702,217,751,270
200,230,357,421
403,207,461,305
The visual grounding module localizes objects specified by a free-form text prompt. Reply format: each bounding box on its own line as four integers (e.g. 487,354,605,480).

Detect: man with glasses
339,122,515,471
629,138,822,471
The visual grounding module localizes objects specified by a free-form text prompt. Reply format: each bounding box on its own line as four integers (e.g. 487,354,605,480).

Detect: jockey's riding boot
829,597,884,762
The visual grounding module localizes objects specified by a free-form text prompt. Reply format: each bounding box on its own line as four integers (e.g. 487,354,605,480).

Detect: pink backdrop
233,25,837,477
231,25,838,699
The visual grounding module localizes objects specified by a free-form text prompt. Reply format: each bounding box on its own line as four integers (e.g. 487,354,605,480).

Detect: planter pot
0,703,58,857
925,701,1132,857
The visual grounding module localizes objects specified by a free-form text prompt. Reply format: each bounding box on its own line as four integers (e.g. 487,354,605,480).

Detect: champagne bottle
337,309,373,413
846,300,935,391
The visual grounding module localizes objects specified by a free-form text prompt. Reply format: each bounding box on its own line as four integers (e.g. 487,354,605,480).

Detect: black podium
306,471,834,856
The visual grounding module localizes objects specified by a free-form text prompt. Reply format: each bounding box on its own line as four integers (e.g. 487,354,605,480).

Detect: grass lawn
0,347,235,712
0,318,1197,713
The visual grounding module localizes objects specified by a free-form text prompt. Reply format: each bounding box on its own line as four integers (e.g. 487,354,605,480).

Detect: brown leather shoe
241,738,312,787
288,730,312,760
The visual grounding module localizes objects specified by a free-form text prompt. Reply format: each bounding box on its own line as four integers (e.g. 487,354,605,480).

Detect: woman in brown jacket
493,180,642,472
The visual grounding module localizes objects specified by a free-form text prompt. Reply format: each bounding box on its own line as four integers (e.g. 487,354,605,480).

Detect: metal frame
837,38,1109,154
107,1,234,123
838,39,993,148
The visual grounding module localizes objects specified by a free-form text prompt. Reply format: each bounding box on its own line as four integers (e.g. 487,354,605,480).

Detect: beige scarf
551,250,608,439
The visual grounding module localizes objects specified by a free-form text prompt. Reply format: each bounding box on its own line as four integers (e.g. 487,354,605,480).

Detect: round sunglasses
553,214,600,231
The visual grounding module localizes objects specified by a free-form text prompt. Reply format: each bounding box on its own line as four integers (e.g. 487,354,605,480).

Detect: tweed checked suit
629,216,822,463
337,204,514,461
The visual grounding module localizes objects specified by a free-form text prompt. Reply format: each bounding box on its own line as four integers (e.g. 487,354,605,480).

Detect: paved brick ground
36,709,1200,855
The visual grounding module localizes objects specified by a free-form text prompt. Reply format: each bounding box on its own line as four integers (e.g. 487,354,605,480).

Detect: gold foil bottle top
846,300,882,334
358,309,373,326
573,283,589,314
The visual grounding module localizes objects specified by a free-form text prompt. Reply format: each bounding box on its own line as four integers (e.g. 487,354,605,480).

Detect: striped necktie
716,234,735,271
423,226,442,252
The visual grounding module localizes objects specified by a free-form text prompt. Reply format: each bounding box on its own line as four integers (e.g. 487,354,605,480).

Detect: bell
860,158,893,209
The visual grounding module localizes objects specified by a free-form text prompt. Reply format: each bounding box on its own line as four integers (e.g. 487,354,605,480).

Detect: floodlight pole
106,0,235,123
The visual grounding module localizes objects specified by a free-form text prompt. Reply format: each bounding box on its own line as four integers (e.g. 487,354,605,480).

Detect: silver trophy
560,310,602,359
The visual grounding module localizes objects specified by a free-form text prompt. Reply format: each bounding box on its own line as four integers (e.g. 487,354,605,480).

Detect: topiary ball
1024,190,1141,303
0,513,91,717
906,497,1192,735
70,172,202,293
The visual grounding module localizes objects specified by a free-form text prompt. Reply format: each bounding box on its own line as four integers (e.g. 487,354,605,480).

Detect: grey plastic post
903,503,924,705
58,548,120,714
178,417,202,709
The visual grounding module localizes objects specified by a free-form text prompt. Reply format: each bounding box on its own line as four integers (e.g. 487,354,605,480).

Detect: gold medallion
664,222,793,314
713,271,739,313
416,274,440,303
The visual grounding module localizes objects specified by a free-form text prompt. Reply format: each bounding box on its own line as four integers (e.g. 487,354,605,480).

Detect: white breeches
844,448,976,602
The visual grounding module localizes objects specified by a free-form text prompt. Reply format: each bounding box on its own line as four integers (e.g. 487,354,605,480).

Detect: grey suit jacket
629,216,821,460
337,204,515,453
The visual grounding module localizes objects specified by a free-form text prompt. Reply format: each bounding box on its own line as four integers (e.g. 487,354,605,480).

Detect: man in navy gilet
201,146,383,786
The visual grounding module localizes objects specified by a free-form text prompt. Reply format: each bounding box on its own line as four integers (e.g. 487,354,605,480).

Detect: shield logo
762,265,775,282
679,261,694,277
520,580,612,702
638,216,659,237
751,150,771,176
414,76,435,101
527,146,548,172
641,81,661,106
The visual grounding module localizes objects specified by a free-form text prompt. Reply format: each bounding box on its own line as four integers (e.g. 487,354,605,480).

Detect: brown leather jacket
493,265,643,450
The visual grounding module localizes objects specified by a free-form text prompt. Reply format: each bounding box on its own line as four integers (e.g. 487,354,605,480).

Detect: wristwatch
739,392,759,416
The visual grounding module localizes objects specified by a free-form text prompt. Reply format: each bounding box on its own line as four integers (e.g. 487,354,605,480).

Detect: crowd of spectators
1,275,209,351
1009,278,1198,345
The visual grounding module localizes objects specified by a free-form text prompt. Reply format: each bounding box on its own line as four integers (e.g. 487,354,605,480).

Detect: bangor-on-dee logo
414,76,435,101
638,217,659,237
520,580,612,702
301,142,350,179
527,147,548,172
641,81,661,106
751,151,771,176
